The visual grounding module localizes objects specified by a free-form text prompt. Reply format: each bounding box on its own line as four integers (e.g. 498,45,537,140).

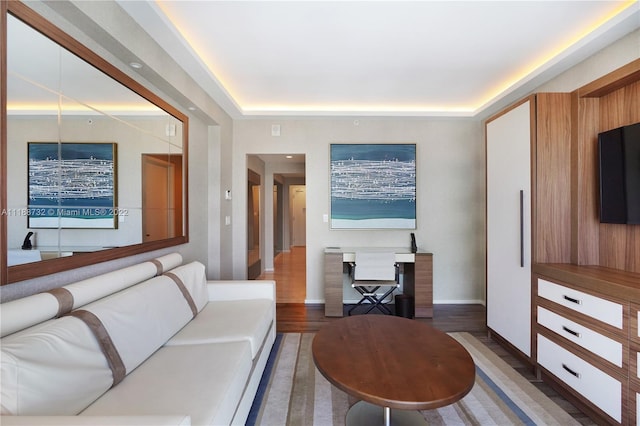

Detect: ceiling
119,0,640,119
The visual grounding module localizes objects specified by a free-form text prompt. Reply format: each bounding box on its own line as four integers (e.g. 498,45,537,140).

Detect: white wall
233,118,486,304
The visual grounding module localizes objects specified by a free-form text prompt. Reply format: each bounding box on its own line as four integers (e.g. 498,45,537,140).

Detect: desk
312,315,474,425
324,247,433,318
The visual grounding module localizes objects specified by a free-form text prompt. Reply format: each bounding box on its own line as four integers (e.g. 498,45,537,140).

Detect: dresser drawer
632,304,640,345
538,334,621,422
537,306,623,367
537,278,623,329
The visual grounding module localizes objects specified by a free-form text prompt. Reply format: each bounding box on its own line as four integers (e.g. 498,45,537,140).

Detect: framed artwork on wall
27,142,118,229
330,143,416,229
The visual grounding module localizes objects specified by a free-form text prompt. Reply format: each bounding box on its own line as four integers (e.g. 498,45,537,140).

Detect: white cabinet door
486,100,532,357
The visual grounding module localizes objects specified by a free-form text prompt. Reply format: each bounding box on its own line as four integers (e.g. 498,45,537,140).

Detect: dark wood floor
276,303,597,425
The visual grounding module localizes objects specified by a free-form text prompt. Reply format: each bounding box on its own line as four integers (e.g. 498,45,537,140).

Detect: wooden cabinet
488,59,640,424
533,270,629,423
486,93,571,358
630,303,640,424
486,98,534,357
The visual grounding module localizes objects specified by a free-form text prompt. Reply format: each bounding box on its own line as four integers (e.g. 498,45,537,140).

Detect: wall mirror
1,2,189,284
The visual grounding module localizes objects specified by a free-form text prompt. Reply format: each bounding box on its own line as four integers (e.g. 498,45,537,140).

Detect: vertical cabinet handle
520,190,524,267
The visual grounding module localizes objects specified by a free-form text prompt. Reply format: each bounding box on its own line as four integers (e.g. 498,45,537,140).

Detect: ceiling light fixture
129,62,143,69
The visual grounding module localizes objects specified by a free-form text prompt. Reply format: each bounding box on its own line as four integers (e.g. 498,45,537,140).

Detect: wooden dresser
533,264,640,424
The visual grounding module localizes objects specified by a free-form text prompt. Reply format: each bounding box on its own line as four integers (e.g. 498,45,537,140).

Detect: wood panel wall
535,93,572,264
572,60,640,273
598,81,640,272
571,96,601,266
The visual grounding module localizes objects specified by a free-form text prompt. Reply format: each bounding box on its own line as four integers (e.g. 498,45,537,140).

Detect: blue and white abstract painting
28,142,117,229
330,143,416,229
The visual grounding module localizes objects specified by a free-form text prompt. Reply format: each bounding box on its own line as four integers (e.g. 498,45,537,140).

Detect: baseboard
433,299,486,305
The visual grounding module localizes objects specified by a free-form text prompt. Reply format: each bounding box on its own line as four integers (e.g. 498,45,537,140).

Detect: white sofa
0,253,276,426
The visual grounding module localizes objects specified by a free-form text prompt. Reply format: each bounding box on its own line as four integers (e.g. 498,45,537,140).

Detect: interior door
142,155,174,242
486,99,532,357
290,185,306,246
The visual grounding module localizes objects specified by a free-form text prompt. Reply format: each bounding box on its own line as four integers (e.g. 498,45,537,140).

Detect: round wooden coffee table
312,315,475,425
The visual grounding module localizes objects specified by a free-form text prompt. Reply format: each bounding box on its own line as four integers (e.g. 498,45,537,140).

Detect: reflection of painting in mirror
330,143,417,229
28,142,117,229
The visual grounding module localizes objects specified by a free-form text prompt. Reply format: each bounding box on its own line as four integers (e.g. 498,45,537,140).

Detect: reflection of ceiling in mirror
6,14,164,116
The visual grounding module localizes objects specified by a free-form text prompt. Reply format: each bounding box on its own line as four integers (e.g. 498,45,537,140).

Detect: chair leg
349,285,397,315
348,285,381,315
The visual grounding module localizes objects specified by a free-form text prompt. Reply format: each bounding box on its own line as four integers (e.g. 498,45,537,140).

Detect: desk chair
348,252,399,315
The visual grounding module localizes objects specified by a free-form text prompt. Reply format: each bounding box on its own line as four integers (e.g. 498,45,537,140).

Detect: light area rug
246,332,579,426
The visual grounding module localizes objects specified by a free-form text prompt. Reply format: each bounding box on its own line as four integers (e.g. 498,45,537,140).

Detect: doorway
250,154,306,303
247,169,261,280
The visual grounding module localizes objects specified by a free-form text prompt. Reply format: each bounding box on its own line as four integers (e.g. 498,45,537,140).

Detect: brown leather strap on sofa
149,259,164,276
165,272,198,318
67,310,126,386
46,287,74,317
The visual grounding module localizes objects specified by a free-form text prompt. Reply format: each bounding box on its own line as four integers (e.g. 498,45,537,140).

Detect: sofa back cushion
65,253,183,309
0,253,183,338
164,261,209,313
79,275,194,374
1,317,113,415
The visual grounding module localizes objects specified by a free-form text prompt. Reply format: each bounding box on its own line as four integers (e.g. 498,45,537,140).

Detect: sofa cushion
65,252,183,310
164,261,209,313
1,317,112,415
80,275,193,374
80,341,253,426
165,299,274,359
0,293,60,338
0,253,183,338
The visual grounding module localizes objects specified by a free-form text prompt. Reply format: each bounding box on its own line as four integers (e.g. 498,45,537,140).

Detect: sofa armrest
0,416,191,426
206,280,275,302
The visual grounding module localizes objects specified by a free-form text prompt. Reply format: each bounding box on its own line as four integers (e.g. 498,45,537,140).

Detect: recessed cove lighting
129,62,143,69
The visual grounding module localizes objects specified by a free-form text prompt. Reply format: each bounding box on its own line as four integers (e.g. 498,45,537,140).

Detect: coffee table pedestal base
346,401,428,426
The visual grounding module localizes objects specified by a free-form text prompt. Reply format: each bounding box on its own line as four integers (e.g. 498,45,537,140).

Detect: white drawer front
637,352,640,379
537,334,621,422
537,279,622,329
537,307,622,367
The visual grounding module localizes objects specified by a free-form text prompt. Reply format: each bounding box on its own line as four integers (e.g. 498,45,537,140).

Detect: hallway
258,246,306,303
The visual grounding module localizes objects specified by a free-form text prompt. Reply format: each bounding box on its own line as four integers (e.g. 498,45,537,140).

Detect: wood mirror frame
1,1,189,285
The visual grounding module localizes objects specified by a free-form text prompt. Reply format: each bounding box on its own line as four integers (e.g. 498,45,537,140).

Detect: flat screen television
598,122,640,224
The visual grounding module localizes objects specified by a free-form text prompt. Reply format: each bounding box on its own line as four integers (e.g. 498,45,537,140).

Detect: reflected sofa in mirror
1,2,188,284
